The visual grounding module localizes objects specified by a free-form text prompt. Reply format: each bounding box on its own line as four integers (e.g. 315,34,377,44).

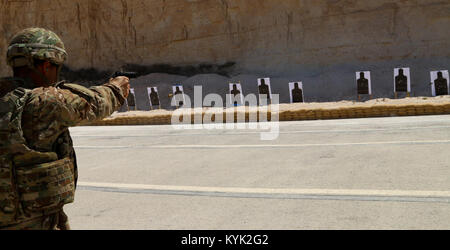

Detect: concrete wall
1,0,449,106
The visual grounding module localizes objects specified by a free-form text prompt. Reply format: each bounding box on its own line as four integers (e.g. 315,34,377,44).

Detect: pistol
112,71,138,79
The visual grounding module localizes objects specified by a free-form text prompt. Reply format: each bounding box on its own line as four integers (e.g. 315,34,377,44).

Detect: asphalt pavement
65,115,450,229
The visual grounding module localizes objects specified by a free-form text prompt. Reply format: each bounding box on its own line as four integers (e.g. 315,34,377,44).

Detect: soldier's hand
109,76,130,99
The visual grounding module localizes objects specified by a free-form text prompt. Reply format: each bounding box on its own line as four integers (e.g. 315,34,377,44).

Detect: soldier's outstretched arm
24,76,130,127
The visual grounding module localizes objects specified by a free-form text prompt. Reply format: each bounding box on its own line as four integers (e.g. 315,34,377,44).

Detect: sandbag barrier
89,98,450,126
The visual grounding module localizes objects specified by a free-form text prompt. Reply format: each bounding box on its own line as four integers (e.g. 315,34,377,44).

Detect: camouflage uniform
0,28,126,230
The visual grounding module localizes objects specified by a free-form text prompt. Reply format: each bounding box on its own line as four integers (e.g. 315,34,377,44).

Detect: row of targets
229,79,305,106
126,85,185,110
125,69,449,110
357,69,449,100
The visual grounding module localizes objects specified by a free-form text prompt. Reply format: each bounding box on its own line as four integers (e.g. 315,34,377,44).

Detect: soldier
0,28,130,230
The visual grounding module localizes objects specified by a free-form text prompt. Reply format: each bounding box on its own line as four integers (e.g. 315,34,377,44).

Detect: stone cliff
1,0,449,104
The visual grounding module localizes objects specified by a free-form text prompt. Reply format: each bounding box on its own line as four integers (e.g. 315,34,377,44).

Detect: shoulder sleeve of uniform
25,87,90,128
57,83,98,103
60,82,126,125
59,82,126,108
24,82,124,127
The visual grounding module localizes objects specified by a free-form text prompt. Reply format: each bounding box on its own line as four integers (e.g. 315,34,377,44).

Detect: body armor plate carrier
0,80,75,228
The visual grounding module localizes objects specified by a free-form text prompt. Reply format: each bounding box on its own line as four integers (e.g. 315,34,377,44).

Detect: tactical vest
0,79,75,228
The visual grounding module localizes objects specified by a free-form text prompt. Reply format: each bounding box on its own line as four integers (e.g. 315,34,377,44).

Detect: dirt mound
97,95,450,126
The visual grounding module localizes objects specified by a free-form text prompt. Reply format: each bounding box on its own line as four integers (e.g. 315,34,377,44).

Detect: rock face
1,0,449,105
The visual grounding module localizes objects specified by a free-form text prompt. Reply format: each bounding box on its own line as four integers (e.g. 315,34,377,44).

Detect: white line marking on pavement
77,182,450,203
70,115,450,133
70,125,450,138
74,139,450,149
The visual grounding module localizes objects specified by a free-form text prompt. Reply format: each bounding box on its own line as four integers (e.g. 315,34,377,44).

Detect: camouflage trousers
0,210,70,230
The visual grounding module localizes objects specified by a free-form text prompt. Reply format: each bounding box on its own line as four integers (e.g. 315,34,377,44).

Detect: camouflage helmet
6,27,67,68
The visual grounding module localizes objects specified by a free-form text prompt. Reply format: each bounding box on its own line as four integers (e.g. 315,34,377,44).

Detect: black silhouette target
394,68,411,93
431,70,449,96
356,71,372,95
127,88,137,109
147,87,160,107
258,78,272,101
172,85,186,107
229,83,244,106
289,82,304,103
